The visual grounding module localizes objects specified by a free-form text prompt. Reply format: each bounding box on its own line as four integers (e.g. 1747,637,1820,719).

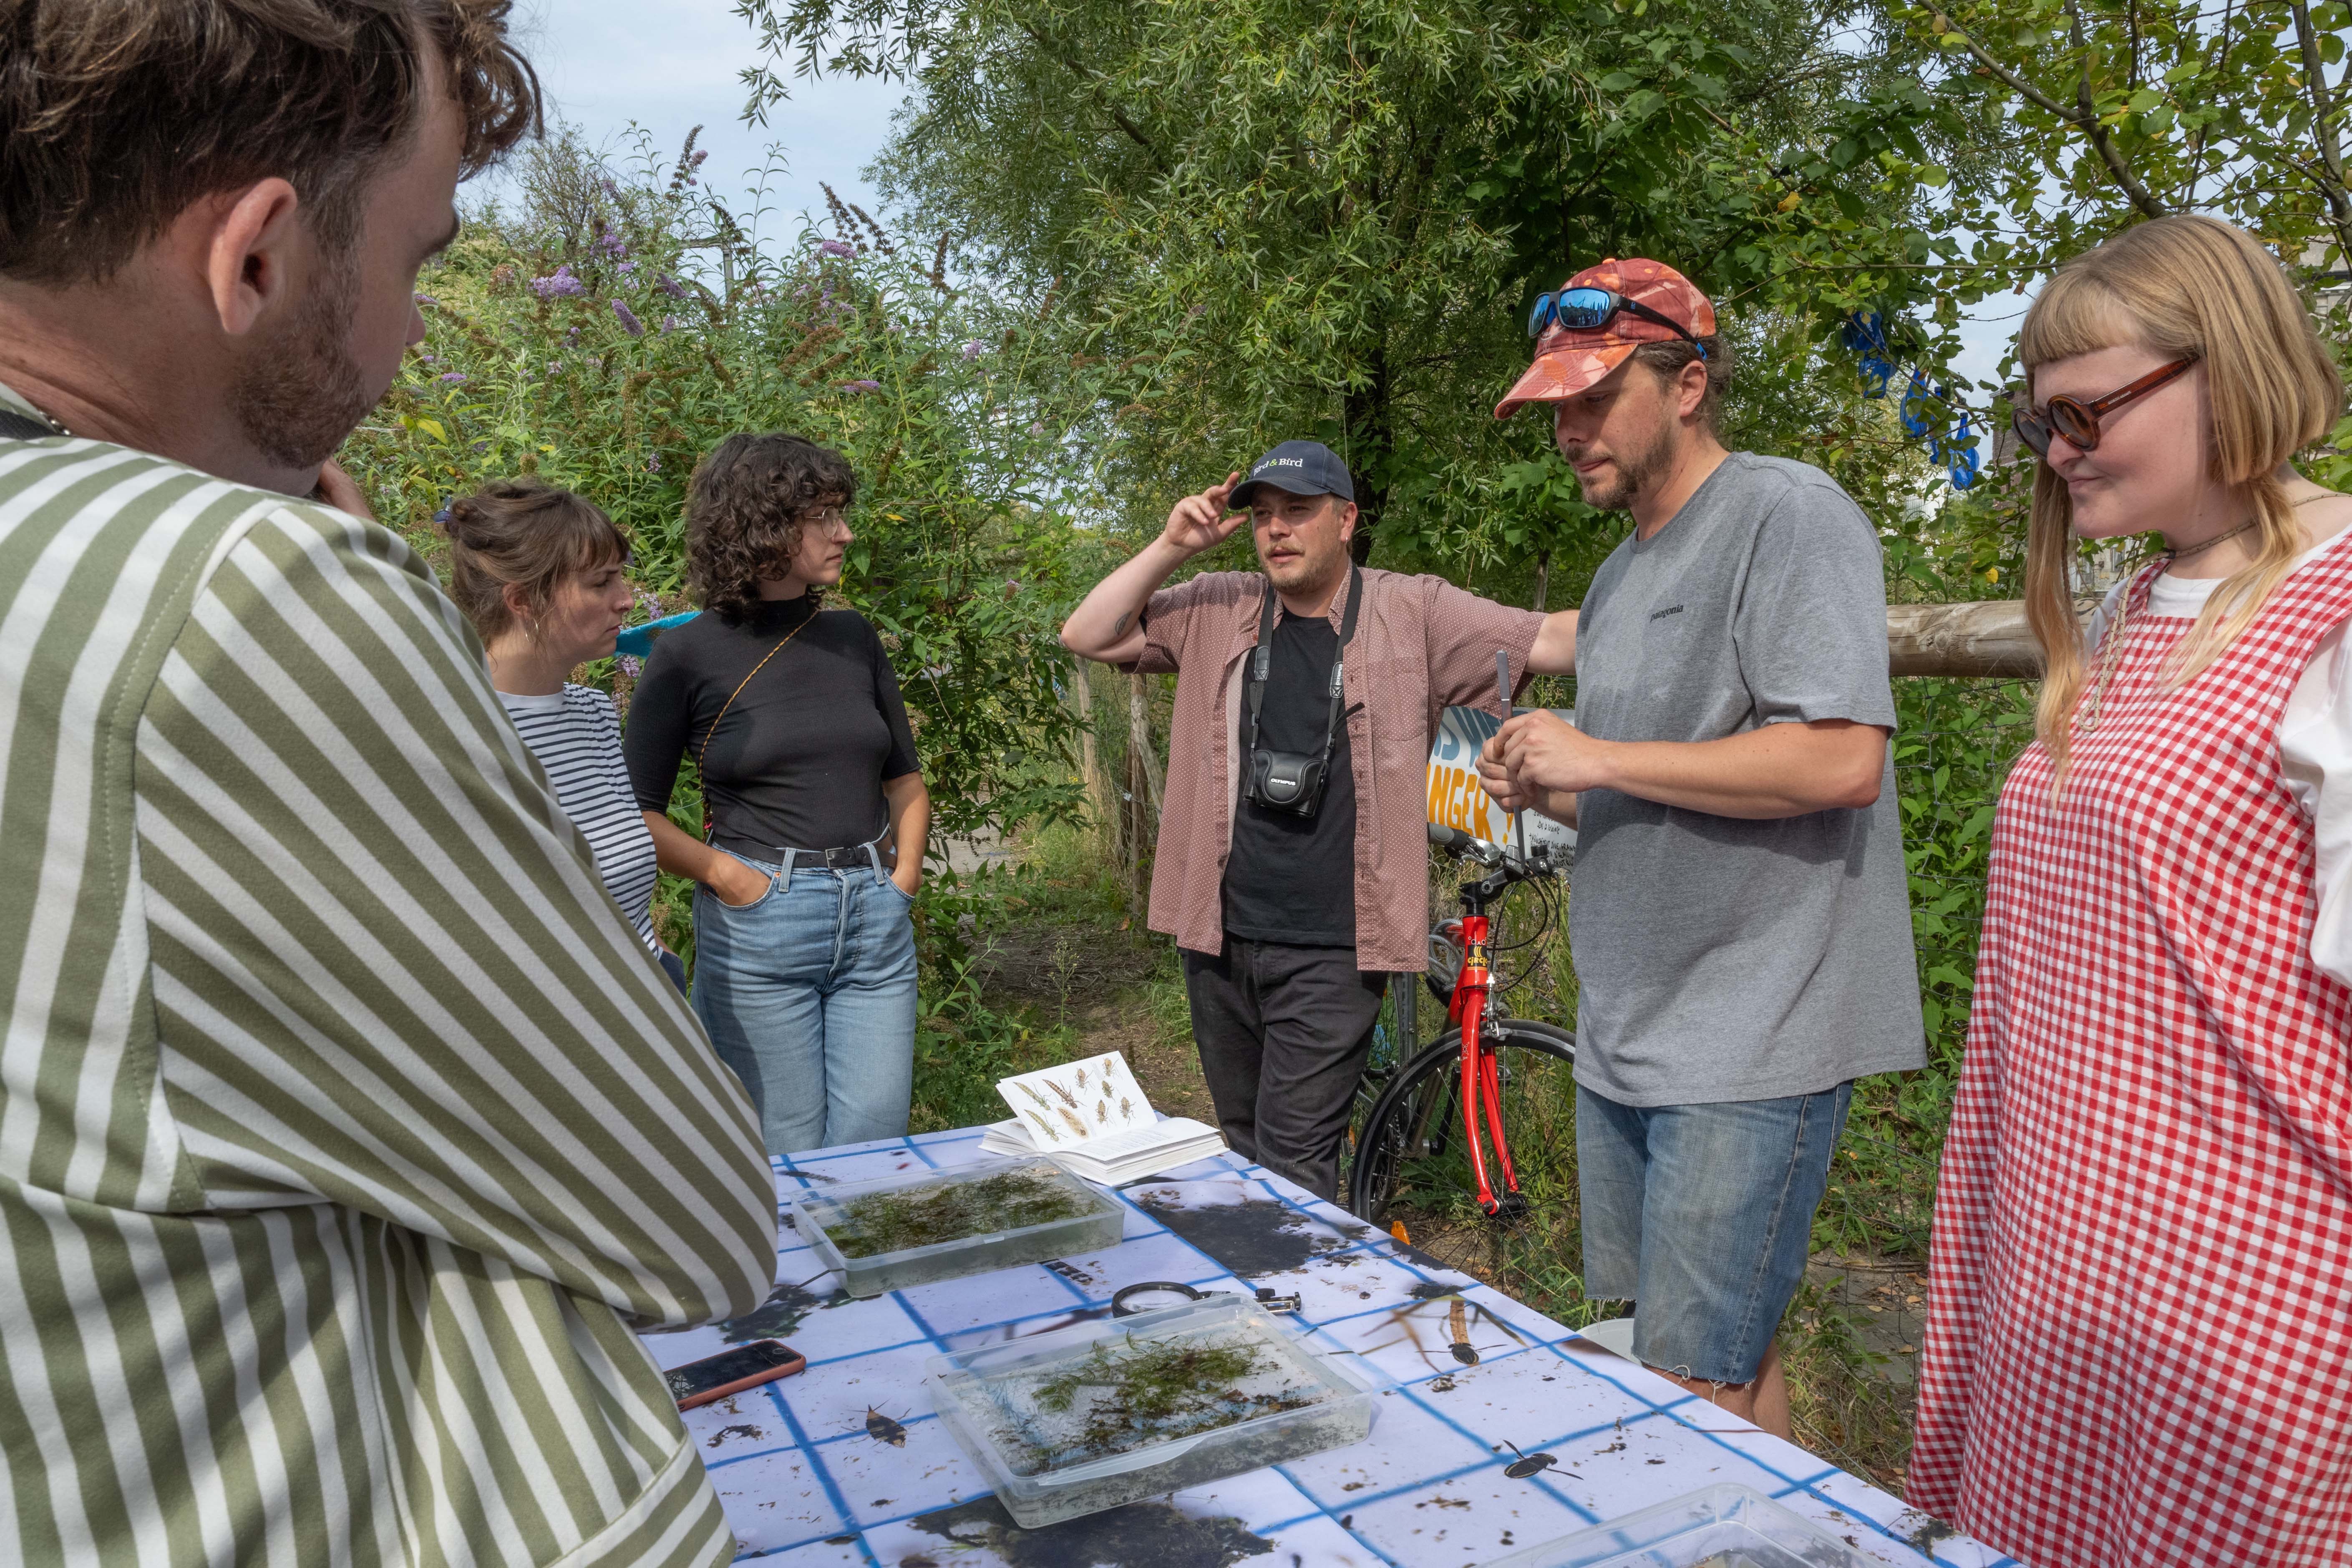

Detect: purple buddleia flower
961,340,984,360
618,653,643,679
546,361,563,373
839,379,881,393
645,454,661,472
635,589,662,618
660,315,680,334
413,293,438,307
593,224,629,260
599,177,620,198
616,259,637,276
817,239,856,259
566,325,582,345
655,273,689,300
530,264,587,300
437,371,467,384
612,300,645,337
691,149,708,169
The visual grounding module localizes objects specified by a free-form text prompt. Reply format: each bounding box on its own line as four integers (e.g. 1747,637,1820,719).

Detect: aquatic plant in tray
791,1158,1125,1298
825,1164,1092,1258
926,1295,1375,1527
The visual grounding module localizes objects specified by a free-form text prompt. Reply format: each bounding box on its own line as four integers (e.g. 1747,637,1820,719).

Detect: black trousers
1180,937,1388,1203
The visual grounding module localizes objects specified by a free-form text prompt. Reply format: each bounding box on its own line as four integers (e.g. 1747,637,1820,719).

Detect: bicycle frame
1445,879,1524,1218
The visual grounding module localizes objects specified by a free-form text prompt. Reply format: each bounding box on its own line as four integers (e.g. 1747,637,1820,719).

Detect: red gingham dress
1910,544,2352,1565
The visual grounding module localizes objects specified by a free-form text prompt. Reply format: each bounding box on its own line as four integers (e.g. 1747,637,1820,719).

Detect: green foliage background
336,0,2352,1280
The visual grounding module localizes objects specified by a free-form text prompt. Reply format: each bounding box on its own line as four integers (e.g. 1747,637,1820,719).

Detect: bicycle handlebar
1427,819,1566,878
1426,821,1477,853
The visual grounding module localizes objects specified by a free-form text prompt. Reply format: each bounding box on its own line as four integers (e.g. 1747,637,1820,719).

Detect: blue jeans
1576,1081,1853,1385
693,851,918,1157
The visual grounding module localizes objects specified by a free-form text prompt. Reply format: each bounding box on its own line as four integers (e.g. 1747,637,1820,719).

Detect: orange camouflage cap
1493,257,1717,419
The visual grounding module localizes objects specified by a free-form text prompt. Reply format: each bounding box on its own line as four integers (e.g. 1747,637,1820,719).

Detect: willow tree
735,0,2015,589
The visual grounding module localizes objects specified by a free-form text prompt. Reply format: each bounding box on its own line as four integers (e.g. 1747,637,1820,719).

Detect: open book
977,1052,1226,1185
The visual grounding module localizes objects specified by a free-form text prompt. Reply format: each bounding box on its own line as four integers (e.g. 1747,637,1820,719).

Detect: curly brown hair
1,0,541,284
686,433,858,623
437,478,629,645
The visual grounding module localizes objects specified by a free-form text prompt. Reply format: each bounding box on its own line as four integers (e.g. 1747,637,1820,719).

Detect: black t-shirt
625,593,920,857
1221,609,1357,947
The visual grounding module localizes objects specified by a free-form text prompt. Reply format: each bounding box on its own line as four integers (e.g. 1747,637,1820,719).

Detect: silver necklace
13,398,71,438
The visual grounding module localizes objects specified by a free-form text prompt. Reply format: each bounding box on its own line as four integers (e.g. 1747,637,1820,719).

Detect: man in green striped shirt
0,5,778,1564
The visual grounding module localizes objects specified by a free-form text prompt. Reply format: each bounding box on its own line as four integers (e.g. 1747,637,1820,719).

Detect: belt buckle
825,846,861,870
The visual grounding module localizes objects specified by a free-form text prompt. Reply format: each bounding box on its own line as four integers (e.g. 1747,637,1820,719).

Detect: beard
1570,409,1679,511
232,244,375,473
1261,536,1348,599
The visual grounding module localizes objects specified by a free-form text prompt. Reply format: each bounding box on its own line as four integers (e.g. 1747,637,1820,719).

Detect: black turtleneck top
624,593,920,858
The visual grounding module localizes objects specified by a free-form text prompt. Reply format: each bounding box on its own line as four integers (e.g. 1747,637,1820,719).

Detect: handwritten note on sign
1426,705,1577,858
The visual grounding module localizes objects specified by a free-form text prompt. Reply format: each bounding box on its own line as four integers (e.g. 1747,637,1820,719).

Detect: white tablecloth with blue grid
642,1125,2015,1568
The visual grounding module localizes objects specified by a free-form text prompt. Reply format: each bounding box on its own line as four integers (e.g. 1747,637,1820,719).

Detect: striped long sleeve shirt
0,390,778,1567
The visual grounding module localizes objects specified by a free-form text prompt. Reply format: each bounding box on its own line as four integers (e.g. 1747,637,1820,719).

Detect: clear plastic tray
791,1157,1125,1299
1479,1483,1883,1568
925,1294,1376,1527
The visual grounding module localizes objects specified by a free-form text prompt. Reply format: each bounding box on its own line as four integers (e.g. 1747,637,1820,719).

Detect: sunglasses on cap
2011,359,2194,458
1526,286,1707,358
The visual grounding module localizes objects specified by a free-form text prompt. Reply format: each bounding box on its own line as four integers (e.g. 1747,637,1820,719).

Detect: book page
995,1052,1151,1146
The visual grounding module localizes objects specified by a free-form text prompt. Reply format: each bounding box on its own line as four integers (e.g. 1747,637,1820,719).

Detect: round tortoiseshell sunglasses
2011,358,2194,458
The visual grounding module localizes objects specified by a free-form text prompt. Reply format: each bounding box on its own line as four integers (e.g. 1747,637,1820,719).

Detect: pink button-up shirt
1128,569,1549,973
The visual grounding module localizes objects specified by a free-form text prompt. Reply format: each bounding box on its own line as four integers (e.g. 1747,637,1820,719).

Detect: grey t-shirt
1567,452,1923,1105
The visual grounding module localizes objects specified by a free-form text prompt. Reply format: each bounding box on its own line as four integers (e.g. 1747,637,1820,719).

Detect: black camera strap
1244,563,1362,785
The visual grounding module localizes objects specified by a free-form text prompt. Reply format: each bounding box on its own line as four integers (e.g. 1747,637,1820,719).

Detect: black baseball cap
1229,440,1355,511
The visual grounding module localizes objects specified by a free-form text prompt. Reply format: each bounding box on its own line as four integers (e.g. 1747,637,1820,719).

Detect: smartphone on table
666,1340,806,1410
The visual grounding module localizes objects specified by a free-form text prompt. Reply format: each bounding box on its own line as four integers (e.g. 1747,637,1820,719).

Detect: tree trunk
1129,672,1164,818
1885,601,2063,679
1069,658,1115,843
1127,672,1163,901
1342,343,1393,567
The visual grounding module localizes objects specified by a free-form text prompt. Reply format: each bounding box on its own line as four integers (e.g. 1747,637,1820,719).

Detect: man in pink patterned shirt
1063,440,1577,1199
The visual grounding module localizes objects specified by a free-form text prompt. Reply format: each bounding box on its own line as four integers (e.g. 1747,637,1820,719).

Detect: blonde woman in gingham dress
1911,215,2352,1563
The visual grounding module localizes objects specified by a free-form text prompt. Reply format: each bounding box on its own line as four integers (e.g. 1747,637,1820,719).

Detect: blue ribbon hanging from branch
1840,311,1981,491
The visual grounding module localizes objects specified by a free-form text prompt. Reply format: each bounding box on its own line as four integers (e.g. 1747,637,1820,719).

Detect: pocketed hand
709,859,770,908
891,865,922,898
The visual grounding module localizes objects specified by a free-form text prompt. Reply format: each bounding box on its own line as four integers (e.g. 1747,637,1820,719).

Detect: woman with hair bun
625,433,928,1158
1911,215,2352,1563
440,478,681,991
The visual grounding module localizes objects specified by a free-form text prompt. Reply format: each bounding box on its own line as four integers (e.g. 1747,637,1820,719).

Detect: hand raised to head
1161,471,1247,558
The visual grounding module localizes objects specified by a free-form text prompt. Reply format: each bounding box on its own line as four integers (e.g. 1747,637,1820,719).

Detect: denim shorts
1576,1081,1852,1385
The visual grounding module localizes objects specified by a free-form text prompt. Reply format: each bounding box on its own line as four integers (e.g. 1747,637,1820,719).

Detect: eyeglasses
2011,359,2194,458
798,504,853,536
1527,287,1707,358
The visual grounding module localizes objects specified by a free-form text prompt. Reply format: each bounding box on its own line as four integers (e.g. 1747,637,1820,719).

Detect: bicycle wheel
1346,1021,1577,1264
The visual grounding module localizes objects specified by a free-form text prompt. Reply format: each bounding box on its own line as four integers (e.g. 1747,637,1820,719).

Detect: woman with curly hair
626,433,928,1155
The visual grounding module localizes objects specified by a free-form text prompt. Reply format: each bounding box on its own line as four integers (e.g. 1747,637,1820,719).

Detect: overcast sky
489,0,910,247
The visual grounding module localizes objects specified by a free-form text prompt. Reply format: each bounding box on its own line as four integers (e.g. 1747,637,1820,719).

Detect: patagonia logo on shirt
1649,604,1685,622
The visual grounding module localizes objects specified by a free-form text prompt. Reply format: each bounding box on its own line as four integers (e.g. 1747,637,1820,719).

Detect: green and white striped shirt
0,382,777,1567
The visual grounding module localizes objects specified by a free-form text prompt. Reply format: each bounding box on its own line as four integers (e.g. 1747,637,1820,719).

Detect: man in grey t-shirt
1479,259,1923,1440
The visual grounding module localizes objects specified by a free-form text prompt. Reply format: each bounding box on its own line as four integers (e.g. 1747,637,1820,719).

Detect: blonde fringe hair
2025,215,2345,790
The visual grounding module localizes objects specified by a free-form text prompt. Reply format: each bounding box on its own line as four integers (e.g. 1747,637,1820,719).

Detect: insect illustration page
995,1053,1152,1147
